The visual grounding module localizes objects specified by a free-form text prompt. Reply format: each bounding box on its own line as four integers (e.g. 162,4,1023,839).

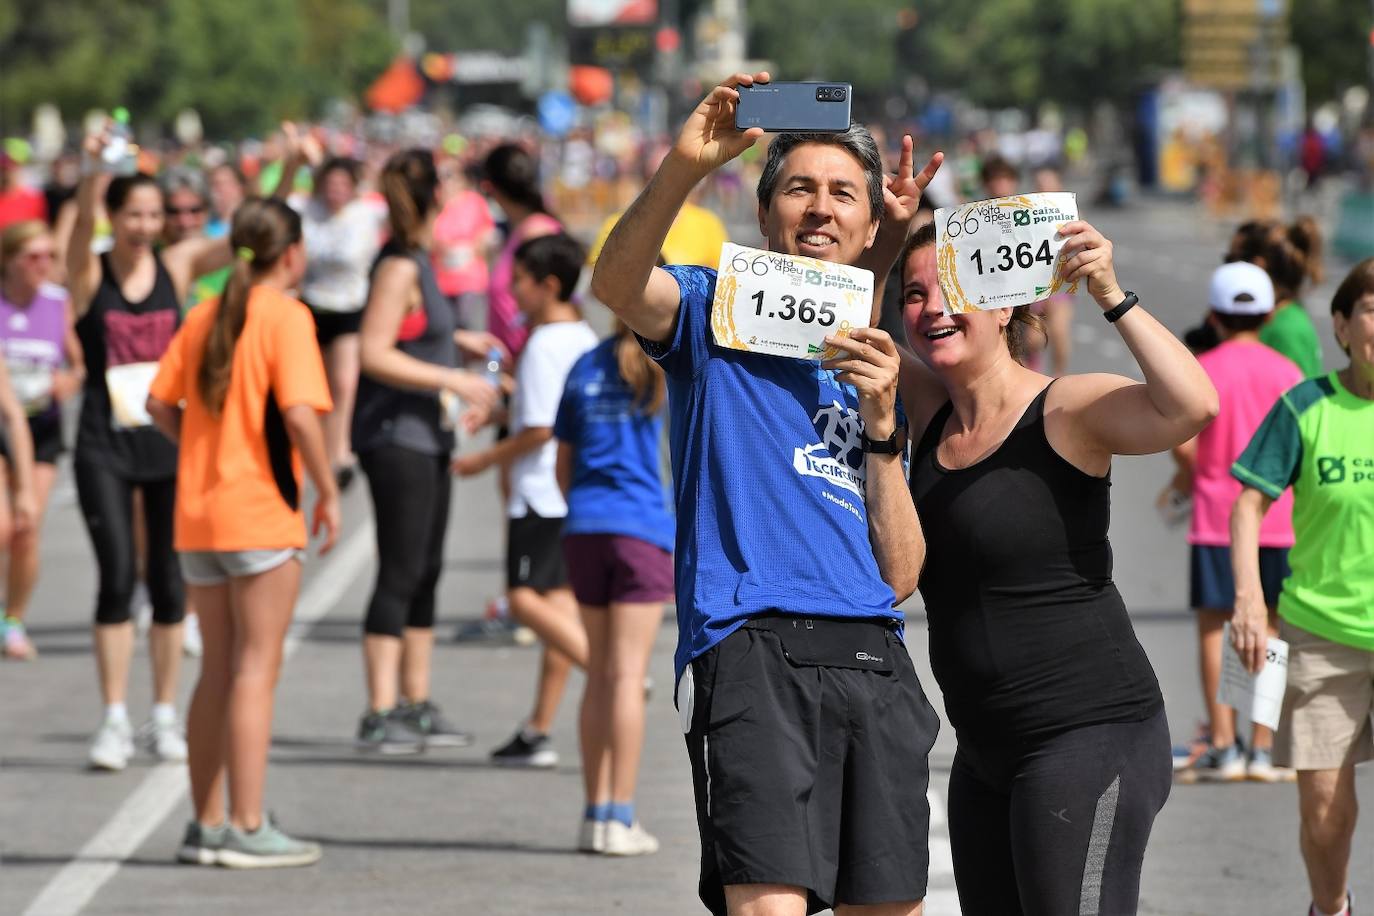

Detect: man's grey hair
756,122,884,222
159,166,208,203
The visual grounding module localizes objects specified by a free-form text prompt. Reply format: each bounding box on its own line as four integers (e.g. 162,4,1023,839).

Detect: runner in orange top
147,197,338,869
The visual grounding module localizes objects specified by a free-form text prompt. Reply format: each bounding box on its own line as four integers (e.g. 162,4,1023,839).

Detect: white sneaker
138,716,189,762
89,717,134,771
577,818,607,853
182,613,203,658
603,820,659,857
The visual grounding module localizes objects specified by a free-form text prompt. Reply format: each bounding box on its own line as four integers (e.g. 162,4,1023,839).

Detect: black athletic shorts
0,413,64,467
506,511,567,591
679,615,941,915
29,413,65,465
309,307,363,347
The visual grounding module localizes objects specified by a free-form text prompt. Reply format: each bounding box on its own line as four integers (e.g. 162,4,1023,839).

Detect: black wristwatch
1103,290,1139,323
863,424,906,455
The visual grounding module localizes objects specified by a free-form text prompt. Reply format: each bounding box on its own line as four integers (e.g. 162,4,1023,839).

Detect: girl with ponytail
553,319,673,855
147,196,338,868
1256,217,1326,377
352,149,498,754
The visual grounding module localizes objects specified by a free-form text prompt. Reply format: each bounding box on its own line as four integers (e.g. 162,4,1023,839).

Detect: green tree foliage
745,0,912,96
897,0,1178,111
1290,0,1371,105
0,0,393,138
409,0,563,54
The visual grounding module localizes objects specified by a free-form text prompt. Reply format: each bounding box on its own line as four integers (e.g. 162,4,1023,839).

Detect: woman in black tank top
352,150,498,753
63,125,277,772
890,217,1219,915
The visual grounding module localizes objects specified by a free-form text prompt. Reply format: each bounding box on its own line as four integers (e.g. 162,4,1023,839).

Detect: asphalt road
2,193,1370,916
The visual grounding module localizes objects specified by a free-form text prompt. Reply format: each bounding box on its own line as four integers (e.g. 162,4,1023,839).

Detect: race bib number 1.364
935,192,1079,314
711,243,873,360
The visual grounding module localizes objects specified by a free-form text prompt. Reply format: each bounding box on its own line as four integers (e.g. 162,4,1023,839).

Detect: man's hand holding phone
669,72,770,179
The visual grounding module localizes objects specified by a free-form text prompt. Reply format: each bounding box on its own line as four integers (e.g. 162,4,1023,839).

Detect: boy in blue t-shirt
590,72,944,914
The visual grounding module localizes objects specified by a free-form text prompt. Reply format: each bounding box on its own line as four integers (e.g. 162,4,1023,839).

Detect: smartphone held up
734,82,852,133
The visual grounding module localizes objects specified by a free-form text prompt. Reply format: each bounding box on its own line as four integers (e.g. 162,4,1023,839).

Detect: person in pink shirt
432,160,497,331
1168,261,1303,783
481,144,561,360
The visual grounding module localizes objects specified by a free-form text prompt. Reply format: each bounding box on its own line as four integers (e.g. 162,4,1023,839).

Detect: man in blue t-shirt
591,71,944,916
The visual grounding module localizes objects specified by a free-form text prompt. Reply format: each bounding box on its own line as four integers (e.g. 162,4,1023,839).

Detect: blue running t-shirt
643,265,901,683
554,338,675,552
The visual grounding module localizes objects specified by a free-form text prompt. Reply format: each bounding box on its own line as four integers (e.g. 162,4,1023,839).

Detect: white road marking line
924,888,964,914
20,520,375,916
927,787,955,878
926,787,961,914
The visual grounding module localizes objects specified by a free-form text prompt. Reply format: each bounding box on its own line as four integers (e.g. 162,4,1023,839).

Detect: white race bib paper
711,243,873,361
935,192,1079,314
1218,624,1289,731
105,362,159,430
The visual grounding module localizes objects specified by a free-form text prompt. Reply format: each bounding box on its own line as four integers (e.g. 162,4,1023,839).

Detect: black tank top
75,253,180,481
909,383,1162,743
352,243,457,457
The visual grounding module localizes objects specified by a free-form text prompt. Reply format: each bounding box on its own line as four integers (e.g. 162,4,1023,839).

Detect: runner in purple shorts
555,319,674,857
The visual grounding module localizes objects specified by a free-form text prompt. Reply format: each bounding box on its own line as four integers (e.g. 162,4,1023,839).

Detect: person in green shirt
1229,257,1374,916
1258,217,1325,377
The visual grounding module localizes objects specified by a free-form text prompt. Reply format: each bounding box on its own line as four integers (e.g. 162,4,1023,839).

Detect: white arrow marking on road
20,519,376,916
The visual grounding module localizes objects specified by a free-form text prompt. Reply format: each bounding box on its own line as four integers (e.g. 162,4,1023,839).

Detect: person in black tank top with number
352,149,499,754
66,125,239,773
883,208,1219,913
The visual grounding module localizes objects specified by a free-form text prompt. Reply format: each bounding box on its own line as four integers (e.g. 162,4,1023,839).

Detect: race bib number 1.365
711,243,873,361
935,192,1079,314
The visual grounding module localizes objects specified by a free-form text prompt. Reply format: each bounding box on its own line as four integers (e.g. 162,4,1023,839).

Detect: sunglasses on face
166,205,206,217
20,250,55,263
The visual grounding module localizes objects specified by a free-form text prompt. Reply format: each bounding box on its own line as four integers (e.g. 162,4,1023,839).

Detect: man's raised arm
591,72,769,343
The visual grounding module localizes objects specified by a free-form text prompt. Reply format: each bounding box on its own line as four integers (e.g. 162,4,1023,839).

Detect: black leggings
360,445,451,637
947,708,1172,916
74,460,185,626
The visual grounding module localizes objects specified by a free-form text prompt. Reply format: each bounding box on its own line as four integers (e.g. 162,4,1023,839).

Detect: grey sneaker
1181,743,1246,783
356,708,425,755
398,700,473,748
217,816,322,869
177,820,227,865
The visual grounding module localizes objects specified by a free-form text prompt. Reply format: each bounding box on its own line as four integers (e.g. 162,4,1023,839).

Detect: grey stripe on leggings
1079,774,1121,915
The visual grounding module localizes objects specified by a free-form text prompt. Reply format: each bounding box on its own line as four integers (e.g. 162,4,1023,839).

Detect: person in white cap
1164,261,1305,782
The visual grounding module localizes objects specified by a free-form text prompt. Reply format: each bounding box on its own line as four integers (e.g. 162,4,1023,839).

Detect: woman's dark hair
198,198,301,416
380,149,439,250
614,319,665,414
900,221,1044,365
1211,312,1268,333
105,173,161,213
979,154,1018,187
1225,219,1276,264
315,156,361,191
1226,217,1321,303
482,143,548,215
513,233,585,302
1331,257,1374,320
